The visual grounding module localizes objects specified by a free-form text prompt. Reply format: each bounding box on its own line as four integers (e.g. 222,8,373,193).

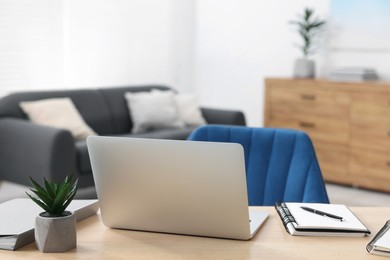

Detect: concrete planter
35,211,77,253
293,58,315,78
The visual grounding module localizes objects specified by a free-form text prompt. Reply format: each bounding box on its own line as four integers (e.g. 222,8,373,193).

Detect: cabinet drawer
351,93,390,120
351,119,390,152
268,113,349,145
349,149,390,181
269,86,350,118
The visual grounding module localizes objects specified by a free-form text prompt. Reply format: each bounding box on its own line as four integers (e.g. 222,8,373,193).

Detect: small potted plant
290,7,326,78
26,175,78,253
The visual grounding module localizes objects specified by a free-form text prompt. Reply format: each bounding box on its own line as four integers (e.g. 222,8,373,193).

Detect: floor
326,183,390,206
1,180,390,206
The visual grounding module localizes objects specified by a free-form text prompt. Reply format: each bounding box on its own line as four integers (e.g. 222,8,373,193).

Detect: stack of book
367,220,390,256
328,67,379,82
0,198,99,250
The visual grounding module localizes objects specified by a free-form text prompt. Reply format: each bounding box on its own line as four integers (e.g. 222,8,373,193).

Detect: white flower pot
293,58,315,78
35,211,77,253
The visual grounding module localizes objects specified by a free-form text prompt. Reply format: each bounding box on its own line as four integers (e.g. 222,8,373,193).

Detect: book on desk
367,220,390,257
0,198,99,251
275,202,370,237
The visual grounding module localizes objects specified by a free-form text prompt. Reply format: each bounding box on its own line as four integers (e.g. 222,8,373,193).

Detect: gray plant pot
35,211,77,253
293,58,315,78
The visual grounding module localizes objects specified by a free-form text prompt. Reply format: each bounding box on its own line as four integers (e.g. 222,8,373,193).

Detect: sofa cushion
124,90,185,134
173,94,207,126
0,89,114,135
126,127,197,140
151,90,206,126
20,98,97,140
98,86,172,135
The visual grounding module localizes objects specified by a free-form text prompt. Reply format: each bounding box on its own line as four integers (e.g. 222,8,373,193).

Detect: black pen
300,206,344,221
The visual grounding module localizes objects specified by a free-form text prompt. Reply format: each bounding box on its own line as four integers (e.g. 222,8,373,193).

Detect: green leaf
30,177,44,191
44,178,56,199
304,8,313,21
52,183,71,214
26,192,51,212
311,21,326,28
59,179,78,214
60,192,77,214
27,175,78,216
30,189,52,206
29,177,46,194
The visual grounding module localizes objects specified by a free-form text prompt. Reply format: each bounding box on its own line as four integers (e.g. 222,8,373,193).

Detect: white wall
193,0,329,126
0,0,64,95
64,0,181,88
325,1,390,81
170,1,196,93
0,0,193,95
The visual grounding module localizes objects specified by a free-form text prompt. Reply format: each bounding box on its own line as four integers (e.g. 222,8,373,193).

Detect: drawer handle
299,121,315,128
386,161,390,167
301,94,316,101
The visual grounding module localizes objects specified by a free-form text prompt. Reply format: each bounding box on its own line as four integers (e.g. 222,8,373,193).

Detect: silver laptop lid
87,136,252,240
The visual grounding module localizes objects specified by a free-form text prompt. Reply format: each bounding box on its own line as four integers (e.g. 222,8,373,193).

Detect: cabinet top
265,77,390,93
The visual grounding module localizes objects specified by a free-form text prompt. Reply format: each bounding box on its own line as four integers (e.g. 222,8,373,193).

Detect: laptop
86,136,268,240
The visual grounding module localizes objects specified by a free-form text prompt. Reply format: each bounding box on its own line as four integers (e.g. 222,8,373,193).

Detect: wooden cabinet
265,78,390,192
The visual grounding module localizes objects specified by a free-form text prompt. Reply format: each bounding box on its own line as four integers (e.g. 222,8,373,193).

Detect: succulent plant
26,175,78,217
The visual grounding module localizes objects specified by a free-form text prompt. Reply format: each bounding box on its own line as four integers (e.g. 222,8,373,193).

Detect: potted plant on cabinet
26,175,78,253
290,7,326,78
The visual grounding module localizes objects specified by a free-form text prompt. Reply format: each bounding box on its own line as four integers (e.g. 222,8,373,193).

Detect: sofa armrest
0,118,76,187
201,107,246,126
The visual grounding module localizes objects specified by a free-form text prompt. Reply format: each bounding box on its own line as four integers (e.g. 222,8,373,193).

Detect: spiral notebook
367,220,390,256
275,202,370,237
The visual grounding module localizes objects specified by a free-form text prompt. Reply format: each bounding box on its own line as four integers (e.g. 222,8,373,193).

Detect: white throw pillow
152,90,206,126
173,94,206,126
20,98,97,140
124,91,185,134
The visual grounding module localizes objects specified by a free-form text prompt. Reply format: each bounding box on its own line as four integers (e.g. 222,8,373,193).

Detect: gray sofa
0,85,246,198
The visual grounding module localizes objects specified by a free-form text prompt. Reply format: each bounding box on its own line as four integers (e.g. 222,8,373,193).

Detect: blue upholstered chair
188,125,329,206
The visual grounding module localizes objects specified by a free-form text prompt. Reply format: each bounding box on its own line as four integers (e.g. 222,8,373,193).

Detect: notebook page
374,228,390,250
286,203,367,231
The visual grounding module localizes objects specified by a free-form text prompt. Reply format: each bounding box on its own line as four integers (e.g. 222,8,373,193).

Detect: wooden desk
1,207,389,259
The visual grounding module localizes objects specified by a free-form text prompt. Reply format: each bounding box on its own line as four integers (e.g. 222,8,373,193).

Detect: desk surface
1,207,389,259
